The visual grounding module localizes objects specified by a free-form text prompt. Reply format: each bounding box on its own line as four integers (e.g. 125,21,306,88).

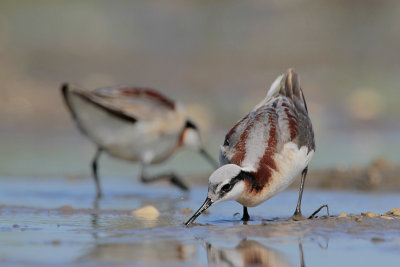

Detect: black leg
308,204,330,219
92,148,102,198
291,166,308,221
241,206,250,221
291,166,329,220
140,164,189,191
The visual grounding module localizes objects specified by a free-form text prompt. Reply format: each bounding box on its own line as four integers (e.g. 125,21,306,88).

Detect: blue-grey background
1,0,399,176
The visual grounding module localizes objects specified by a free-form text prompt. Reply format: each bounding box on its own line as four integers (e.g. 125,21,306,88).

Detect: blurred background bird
62,84,217,198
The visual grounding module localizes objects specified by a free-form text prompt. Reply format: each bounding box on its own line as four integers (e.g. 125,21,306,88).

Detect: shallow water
0,177,400,266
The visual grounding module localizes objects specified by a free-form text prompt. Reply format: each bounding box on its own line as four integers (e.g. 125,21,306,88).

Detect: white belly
238,142,314,207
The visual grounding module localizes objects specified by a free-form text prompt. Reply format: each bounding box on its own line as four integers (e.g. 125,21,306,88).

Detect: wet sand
0,176,400,266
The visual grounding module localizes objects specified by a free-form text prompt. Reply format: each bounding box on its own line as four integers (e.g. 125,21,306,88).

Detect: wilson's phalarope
61,84,217,198
185,69,327,225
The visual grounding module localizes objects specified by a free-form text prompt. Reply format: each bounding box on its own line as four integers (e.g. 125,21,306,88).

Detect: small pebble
338,213,347,218
12,224,19,228
381,216,394,220
181,208,193,213
133,205,160,220
365,212,379,218
59,205,73,210
355,217,363,222
390,208,400,216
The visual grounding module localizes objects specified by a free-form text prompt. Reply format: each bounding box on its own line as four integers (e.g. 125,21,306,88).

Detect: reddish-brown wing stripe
225,114,249,143
118,88,176,110
284,107,298,140
230,113,262,166
251,109,278,191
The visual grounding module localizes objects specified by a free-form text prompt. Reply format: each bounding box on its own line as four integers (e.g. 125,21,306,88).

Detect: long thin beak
185,197,213,226
200,148,219,169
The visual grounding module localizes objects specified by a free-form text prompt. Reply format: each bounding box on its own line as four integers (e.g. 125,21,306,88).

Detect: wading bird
62,84,217,198
185,69,327,226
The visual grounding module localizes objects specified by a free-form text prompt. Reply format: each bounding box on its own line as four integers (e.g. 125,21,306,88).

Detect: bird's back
62,84,187,162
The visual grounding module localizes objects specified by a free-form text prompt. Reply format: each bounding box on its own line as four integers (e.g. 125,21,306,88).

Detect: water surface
0,177,399,266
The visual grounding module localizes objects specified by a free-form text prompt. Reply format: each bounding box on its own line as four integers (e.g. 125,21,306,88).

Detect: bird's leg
140,164,189,191
241,206,250,221
290,166,329,220
91,148,103,199
291,166,308,221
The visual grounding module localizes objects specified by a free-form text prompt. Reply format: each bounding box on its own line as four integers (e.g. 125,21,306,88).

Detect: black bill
199,148,219,169
185,197,213,226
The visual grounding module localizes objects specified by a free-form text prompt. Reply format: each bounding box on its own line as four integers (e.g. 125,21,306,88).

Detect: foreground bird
186,69,326,226
62,84,217,198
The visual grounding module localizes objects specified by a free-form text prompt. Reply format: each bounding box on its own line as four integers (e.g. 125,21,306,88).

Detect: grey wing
92,86,178,122
219,113,252,166
92,86,187,137
274,96,315,152
62,84,138,126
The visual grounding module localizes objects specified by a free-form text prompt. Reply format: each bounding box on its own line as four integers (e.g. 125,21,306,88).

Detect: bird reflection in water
206,239,306,267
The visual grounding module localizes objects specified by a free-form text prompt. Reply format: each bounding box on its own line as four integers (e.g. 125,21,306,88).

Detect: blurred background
1,0,399,178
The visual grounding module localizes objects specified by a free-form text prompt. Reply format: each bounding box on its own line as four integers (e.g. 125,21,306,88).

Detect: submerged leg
299,239,305,267
92,148,103,198
241,206,250,221
140,164,189,191
291,167,308,221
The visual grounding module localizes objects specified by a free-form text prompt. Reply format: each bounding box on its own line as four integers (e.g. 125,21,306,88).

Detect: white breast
270,142,314,195
238,142,314,207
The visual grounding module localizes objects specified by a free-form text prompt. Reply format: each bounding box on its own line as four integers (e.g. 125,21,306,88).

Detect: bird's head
185,164,250,226
181,120,218,169
181,120,202,150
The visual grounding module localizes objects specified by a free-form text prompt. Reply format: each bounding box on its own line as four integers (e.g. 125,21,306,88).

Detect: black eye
221,183,232,193
223,135,230,146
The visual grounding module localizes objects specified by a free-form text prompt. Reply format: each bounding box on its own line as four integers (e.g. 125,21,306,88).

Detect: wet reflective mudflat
1,177,400,266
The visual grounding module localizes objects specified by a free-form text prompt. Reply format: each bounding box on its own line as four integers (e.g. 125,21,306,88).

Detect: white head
181,120,202,150
181,120,219,169
185,164,250,226
207,164,246,204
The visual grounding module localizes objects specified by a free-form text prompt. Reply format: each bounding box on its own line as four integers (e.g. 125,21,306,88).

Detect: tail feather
279,68,308,112
279,68,300,99
61,83,78,119
255,68,308,112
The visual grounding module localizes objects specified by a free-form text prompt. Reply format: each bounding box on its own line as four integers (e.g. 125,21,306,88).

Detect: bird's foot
308,204,329,219
290,211,307,221
241,214,250,222
169,174,189,191
289,205,329,221
141,173,189,191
